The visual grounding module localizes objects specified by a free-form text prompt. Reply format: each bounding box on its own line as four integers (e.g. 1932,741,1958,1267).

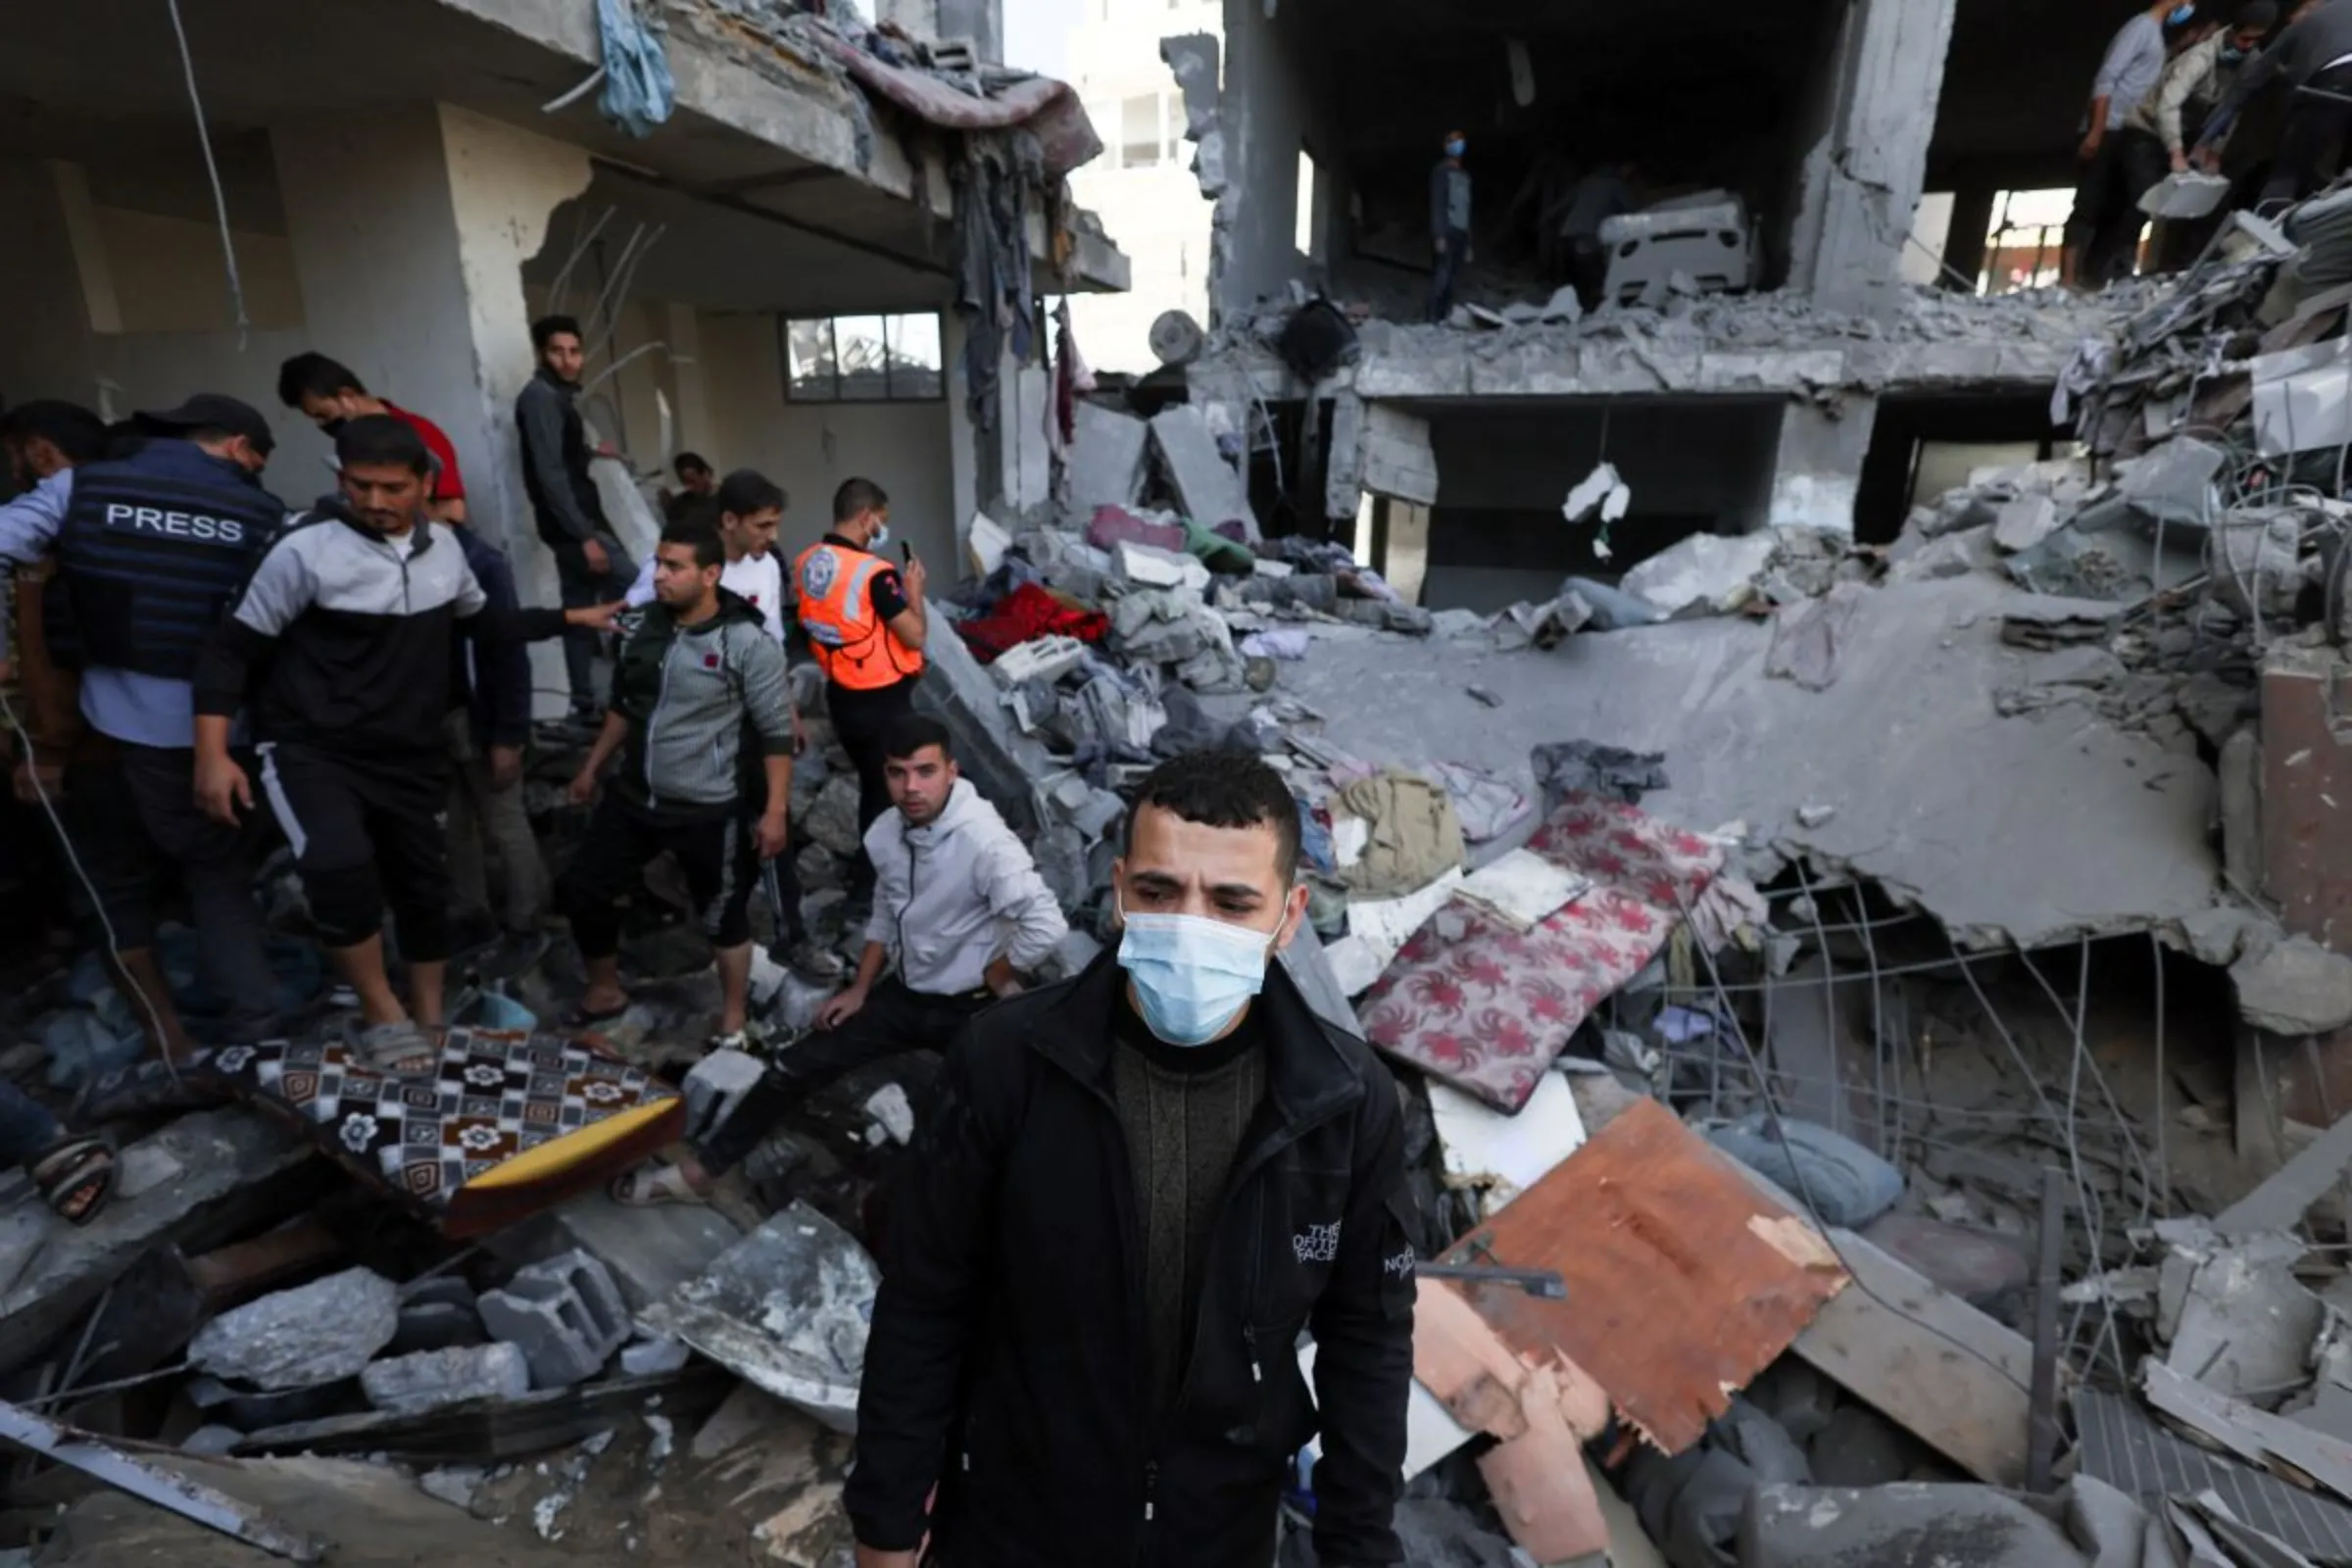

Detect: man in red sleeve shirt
277,352,468,523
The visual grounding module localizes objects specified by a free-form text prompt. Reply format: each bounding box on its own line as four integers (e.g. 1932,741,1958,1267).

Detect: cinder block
684,1050,768,1144
478,1250,630,1390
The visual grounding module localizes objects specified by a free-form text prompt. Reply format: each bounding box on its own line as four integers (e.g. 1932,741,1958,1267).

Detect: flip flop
611,1162,707,1208
30,1137,116,1226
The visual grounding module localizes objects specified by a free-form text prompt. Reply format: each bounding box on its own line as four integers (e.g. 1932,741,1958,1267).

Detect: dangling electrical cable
163,0,249,349
0,692,181,1083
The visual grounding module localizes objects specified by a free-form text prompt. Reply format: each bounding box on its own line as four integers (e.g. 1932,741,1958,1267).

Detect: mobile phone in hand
900,541,913,565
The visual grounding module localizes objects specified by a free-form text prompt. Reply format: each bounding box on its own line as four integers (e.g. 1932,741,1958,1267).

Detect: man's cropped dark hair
662,518,725,569
335,414,431,476
0,401,109,464
1126,748,1301,882
717,468,787,518
277,352,365,409
673,451,711,478
832,476,889,523
531,315,583,353
880,713,954,765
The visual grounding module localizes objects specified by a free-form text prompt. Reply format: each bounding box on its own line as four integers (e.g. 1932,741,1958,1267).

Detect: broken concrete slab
187,1267,399,1392
1993,492,2064,554
1276,573,2219,949
2232,934,2352,1036
1065,402,1149,514
361,1344,531,1416
911,621,1060,834
1149,406,1255,539
644,1202,880,1435
2161,1231,2325,1403
1619,531,1775,614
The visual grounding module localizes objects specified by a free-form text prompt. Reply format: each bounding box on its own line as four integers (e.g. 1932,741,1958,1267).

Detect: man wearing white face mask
846,749,1415,1568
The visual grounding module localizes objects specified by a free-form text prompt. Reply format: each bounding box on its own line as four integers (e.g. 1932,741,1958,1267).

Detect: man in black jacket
847,749,1415,1568
193,416,617,1071
516,314,635,725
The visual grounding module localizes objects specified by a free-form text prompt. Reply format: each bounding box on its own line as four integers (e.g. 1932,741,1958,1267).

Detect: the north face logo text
1294,1221,1341,1264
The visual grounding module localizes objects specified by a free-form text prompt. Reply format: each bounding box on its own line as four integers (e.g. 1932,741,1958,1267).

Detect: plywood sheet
1437,1096,1847,1454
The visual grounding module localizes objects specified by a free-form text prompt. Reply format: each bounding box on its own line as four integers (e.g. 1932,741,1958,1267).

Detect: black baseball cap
136,394,276,456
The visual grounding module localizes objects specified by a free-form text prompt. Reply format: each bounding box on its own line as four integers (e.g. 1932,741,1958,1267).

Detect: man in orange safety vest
795,476,927,907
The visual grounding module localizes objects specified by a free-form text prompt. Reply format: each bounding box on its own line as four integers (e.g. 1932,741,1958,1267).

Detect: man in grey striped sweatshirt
560,517,797,1052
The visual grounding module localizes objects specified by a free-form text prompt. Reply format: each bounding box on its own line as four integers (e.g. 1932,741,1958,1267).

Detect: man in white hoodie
615,713,1067,1203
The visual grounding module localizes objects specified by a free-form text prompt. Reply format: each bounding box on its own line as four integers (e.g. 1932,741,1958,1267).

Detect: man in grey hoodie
614,713,1066,1204
560,518,797,1050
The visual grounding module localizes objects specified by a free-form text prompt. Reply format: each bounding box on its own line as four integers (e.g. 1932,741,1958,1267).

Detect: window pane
833,315,891,400
786,318,836,402
1121,96,1161,169
887,315,945,400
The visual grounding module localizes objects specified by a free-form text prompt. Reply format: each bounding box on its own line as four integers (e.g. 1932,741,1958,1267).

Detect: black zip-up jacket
194,501,566,756
847,950,1416,1567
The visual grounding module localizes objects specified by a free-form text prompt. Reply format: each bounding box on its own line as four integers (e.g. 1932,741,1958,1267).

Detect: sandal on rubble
30,1137,116,1226
611,1162,708,1208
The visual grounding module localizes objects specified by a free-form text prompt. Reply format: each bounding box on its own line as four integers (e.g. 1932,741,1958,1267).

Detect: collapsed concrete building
0,0,1128,663
1140,0,2178,611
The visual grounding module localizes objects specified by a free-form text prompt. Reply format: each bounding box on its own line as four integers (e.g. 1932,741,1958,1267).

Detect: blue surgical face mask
1445,139,1466,159
871,522,891,548
2222,39,2249,62
2168,2,2196,24
1117,902,1281,1047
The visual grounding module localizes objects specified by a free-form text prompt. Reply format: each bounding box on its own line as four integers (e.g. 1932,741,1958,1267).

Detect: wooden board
1437,1096,1848,1454
1787,1224,2038,1487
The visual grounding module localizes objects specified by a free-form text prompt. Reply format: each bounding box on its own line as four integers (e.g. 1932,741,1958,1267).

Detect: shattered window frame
780,313,946,404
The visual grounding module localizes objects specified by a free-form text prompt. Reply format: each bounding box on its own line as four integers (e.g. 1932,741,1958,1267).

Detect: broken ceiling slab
1149,406,1255,539
1434,1097,1846,1456
642,1202,880,1434
1276,573,2219,948
2215,1108,2352,1239
2161,1231,2327,1404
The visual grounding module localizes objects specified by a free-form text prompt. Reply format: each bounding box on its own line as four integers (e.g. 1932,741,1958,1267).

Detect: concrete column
1768,398,1880,533
943,311,981,538
1939,186,1996,292
272,104,592,594
1787,0,1959,319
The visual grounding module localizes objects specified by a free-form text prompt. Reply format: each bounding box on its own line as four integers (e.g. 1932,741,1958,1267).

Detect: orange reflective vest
794,540,923,690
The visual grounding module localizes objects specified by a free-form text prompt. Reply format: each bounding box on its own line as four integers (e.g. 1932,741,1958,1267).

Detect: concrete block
684,1050,769,1145
479,1250,631,1390
1150,406,1255,538
1361,404,1439,505
913,622,1059,834
990,634,1090,687
1740,1484,2080,1567
1991,493,2061,554
2232,934,2352,1035
1066,402,1149,514
187,1267,399,1392
362,1343,531,1414
804,775,862,858
1620,532,1776,613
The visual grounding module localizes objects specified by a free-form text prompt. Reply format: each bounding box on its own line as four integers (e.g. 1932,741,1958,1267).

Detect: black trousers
696,977,991,1173
259,741,452,961
827,680,916,899
2265,63,2352,208
2069,126,2168,283
61,742,281,1042
558,793,760,957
